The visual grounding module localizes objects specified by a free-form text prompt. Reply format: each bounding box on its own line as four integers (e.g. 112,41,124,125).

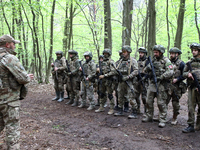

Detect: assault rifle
98,61,104,98
187,62,200,94
66,59,73,90
79,60,89,87
148,56,159,95
111,63,134,94
52,58,58,80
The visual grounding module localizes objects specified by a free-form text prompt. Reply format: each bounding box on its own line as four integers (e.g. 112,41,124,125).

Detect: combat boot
182,125,195,133
87,105,95,111
142,116,153,122
64,96,70,99
124,102,129,112
65,99,74,105
114,108,124,116
171,114,178,125
128,109,138,119
78,103,86,108
57,92,64,102
95,105,105,113
108,108,114,115
158,122,166,128
71,100,78,107
52,91,60,101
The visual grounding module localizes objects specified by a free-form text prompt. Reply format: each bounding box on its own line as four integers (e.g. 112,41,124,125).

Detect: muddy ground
1,81,200,150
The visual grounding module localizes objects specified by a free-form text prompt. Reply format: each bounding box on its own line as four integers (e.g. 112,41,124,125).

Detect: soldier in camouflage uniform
182,43,200,133
65,50,81,107
78,52,96,110
167,47,186,125
134,47,149,114
114,45,139,119
0,35,34,150
51,51,66,102
95,49,116,115
142,45,174,128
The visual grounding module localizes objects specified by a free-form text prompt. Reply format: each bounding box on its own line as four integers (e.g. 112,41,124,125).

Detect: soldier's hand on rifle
173,78,178,84
96,68,100,73
99,75,104,79
51,63,54,67
188,73,194,80
86,77,89,81
54,67,58,71
28,74,34,80
122,76,129,81
79,67,82,71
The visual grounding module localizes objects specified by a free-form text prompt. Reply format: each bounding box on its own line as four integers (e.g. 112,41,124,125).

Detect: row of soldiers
51,43,200,133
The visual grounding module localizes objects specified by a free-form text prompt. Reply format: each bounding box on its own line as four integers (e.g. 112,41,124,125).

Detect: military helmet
103,48,112,55
190,43,200,50
55,51,63,55
153,45,165,53
68,49,78,55
169,47,182,54
138,47,147,53
83,51,93,58
99,55,104,59
122,45,132,53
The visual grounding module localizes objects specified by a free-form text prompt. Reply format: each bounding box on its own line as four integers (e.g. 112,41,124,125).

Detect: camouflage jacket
183,57,200,85
0,47,30,105
52,56,66,77
101,56,116,78
81,60,96,81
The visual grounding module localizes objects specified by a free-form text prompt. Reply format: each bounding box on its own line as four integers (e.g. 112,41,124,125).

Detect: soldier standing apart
78,52,96,110
142,45,174,128
0,35,34,149
114,45,139,118
182,43,200,133
167,47,186,125
95,49,115,115
134,47,149,114
65,50,81,107
51,51,66,102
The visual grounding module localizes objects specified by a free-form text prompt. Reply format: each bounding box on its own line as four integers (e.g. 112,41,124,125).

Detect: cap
0,35,20,45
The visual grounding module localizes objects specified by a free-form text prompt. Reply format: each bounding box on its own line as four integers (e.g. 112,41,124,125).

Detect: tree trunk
147,0,156,57
122,0,133,46
104,0,112,50
194,0,200,42
45,0,56,83
174,0,185,49
166,0,170,58
1,0,11,35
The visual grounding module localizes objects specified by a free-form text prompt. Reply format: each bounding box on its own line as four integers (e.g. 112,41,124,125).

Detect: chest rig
117,58,133,76
101,59,112,74
83,61,93,76
172,59,182,78
152,57,166,77
138,58,147,73
190,58,200,80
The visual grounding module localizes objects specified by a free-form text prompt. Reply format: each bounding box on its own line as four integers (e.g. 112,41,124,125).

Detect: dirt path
1,82,200,150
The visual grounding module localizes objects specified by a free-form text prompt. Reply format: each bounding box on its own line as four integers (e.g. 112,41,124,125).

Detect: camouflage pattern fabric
183,58,200,127
144,55,174,123
52,56,66,92
80,60,96,106
0,47,30,150
117,57,138,110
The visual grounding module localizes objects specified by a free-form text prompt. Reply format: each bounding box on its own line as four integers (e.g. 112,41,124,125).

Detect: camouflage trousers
67,77,80,103
0,101,20,150
187,87,200,126
146,83,168,123
80,81,95,106
54,76,64,93
134,83,147,110
166,84,182,117
117,81,137,110
99,79,114,108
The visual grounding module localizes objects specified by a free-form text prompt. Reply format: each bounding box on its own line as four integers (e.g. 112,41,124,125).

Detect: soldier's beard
57,56,62,59
170,56,177,61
